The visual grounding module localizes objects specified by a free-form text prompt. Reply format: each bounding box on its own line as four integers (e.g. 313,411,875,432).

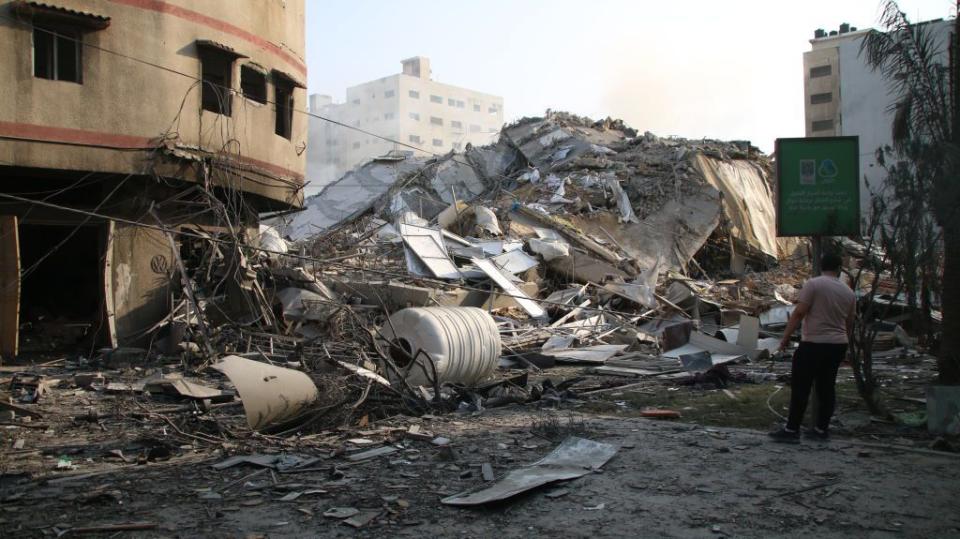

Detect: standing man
769,252,856,442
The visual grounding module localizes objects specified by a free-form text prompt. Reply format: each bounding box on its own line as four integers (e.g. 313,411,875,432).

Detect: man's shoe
768,427,801,443
806,427,830,441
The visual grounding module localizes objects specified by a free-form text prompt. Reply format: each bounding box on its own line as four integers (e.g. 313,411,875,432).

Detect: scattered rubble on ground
1,111,955,536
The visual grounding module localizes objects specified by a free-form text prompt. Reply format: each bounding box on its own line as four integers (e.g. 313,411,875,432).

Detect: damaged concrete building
0,0,307,357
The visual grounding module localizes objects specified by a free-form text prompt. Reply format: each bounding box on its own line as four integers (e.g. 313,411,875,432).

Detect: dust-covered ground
2,406,959,538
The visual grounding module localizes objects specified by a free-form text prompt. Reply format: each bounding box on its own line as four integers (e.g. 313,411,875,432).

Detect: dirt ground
3,400,960,538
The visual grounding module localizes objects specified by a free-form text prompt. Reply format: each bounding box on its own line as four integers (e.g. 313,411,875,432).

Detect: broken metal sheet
543,286,584,306
275,287,338,321
667,345,742,367
436,200,469,229
603,281,656,310
212,454,321,471
430,158,488,203
528,238,570,261
398,222,462,280
471,258,547,319
541,335,575,351
736,315,760,350
334,360,391,387
490,249,539,275
760,305,794,328
144,378,232,402
280,156,426,240
540,344,629,364
345,446,399,462
679,351,714,372
212,355,319,431
441,437,618,506
473,206,502,235
604,175,638,223
694,154,778,261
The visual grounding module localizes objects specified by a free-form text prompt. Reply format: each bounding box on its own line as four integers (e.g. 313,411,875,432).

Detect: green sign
776,136,860,236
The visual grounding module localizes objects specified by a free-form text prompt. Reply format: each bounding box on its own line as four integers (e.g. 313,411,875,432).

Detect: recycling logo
818,159,838,180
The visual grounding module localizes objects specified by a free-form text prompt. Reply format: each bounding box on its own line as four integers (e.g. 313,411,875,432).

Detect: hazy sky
304,0,954,153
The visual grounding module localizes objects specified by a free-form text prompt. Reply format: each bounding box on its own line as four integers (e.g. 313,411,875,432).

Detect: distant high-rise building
802,19,952,218
307,57,504,193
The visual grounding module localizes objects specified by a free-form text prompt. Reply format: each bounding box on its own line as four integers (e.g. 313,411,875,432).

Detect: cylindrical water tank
379,307,501,386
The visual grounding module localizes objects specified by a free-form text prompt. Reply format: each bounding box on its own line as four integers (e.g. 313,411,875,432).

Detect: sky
304,0,955,154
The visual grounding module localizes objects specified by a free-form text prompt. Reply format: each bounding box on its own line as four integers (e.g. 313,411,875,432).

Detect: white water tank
379,307,501,386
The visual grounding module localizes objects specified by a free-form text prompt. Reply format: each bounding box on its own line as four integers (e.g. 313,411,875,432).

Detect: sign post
776,136,860,422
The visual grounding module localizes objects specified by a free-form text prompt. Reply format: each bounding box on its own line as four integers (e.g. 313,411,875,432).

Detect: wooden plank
0,215,19,359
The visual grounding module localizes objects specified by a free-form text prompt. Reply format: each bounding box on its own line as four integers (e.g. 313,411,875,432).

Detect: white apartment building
307,57,504,192
802,19,953,218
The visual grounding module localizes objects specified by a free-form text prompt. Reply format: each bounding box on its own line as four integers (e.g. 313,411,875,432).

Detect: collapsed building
0,0,307,358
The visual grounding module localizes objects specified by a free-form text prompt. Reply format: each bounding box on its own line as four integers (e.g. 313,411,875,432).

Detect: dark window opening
275,80,294,139
240,65,267,104
811,119,835,132
199,49,233,116
810,92,833,104
33,26,81,83
810,65,832,78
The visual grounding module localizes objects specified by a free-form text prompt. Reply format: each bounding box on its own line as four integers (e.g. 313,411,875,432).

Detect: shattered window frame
274,78,295,139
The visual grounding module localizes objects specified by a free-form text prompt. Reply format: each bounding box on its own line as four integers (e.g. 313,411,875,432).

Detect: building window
409,134,421,143
430,116,443,126
810,65,832,78
385,90,395,98
450,120,463,130
198,47,235,116
384,112,395,120
473,103,481,112
488,105,499,114
452,142,462,150
811,119,834,132
409,90,420,99
456,100,465,109
430,94,443,103
33,26,81,83
352,98,360,105
409,112,420,121
488,127,498,133
470,124,481,133
448,98,456,106
240,65,267,104
274,79,294,139
810,92,832,105
353,142,361,149
432,138,443,147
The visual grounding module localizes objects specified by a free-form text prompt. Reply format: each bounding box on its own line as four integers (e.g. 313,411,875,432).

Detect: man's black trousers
786,341,847,431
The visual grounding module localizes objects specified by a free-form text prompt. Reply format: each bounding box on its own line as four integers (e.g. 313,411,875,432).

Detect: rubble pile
1,112,948,536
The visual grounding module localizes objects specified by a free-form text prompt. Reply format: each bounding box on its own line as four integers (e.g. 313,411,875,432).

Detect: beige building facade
0,0,306,356
308,57,504,190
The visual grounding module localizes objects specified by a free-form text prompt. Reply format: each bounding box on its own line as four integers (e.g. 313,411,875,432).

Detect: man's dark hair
821,252,842,272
